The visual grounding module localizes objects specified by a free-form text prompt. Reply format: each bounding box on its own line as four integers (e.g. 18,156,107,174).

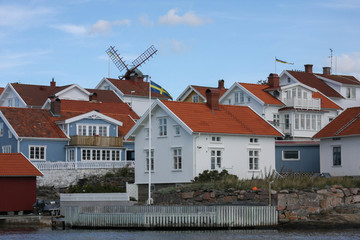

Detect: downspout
17,137,22,153
193,133,200,178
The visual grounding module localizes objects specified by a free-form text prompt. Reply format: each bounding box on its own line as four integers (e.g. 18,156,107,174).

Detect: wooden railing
69,135,123,147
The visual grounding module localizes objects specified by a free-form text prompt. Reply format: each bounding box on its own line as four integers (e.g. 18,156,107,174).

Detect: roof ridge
221,105,254,134
335,112,360,136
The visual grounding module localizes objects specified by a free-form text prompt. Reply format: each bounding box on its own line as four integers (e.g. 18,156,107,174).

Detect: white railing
34,161,135,170
61,193,129,202
283,97,321,110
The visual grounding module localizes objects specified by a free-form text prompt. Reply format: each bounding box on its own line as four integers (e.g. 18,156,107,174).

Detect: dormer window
192,95,199,103
346,87,356,99
77,124,109,136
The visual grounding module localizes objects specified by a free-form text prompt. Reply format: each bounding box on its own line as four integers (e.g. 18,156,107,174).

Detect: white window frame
192,95,199,103
76,124,109,136
0,122,3,137
81,148,121,161
174,125,181,136
249,137,259,144
172,147,182,170
282,150,300,161
8,130,12,138
346,87,356,99
68,149,75,162
210,149,222,170
2,145,11,153
158,118,167,137
333,146,341,167
211,136,221,142
29,145,46,161
248,149,260,171
145,149,154,172
273,114,280,127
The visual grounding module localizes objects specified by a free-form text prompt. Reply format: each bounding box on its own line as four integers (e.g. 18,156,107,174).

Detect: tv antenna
329,48,333,74
106,45,158,80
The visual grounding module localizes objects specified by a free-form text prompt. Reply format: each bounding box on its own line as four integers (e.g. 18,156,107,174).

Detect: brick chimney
267,73,279,88
89,92,98,102
50,77,56,87
218,79,225,89
304,64,313,73
50,97,61,116
323,67,331,75
205,89,220,111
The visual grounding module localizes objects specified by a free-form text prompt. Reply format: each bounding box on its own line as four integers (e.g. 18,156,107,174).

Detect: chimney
218,79,225,89
50,97,61,116
267,73,279,88
304,64,313,73
89,92,98,102
50,77,56,87
205,89,220,111
323,67,331,75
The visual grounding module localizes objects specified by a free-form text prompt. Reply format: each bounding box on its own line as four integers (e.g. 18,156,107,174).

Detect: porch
283,97,321,110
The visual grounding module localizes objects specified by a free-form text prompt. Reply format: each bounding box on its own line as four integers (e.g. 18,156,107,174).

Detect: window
173,148,182,170
0,123,3,137
29,146,46,161
8,98,12,107
295,114,299,129
228,99,232,105
211,150,222,169
211,136,221,142
77,124,109,136
273,114,280,127
249,150,259,170
81,149,121,161
174,125,181,136
2,145,11,153
68,149,75,162
329,117,334,122
192,95,199,103
240,92,244,103
346,87,356,99
282,150,300,160
311,115,316,130
145,149,154,171
306,114,310,130
333,146,341,166
284,114,290,129
235,92,240,103
145,128,149,138
316,115,322,131
300,114,305,129
82,149,91,160
249,138,258,143
158,118,167,137
126,150,134,161
248,97,251,103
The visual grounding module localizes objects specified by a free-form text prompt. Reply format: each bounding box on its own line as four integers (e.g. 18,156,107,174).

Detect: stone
181,191,194,199
240,190,246,194
332,185,343,189
345,196,353,205
342,188,351,197
352,195,360,203
210,191,216,198
280,189,289,194
320,199,329,209
317,189,328,194
350,188,359,195
202,192,210,200
329,196,343,207
224,196,233,203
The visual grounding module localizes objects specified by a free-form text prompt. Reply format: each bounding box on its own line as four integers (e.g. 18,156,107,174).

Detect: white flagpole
275,56,277,74
148,76,152,205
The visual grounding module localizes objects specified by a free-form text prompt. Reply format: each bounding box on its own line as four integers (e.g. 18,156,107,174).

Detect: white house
279,64,360,110
125,89,283,200
313,107,360,176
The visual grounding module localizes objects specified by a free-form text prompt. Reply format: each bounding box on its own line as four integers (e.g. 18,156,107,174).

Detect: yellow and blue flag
150,81,173,100
276,58,294,65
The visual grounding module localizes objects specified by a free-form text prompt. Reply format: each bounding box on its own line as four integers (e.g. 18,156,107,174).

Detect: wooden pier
63,205,278,229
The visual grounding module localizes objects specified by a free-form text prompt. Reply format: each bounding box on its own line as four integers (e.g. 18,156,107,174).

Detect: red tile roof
161,101,282,136
238,83,284,105
313,107,360,138
0,107,68,138
10,83,122,107
316,74,360,85
0,153,42,176
192,85,228,99
106,78,172,99
286,71,343,98
312,92,342,110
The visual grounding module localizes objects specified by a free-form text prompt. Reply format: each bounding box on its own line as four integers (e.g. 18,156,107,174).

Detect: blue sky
1,0,360,98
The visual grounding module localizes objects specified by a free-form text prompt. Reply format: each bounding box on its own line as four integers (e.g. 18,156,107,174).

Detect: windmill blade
132,45,158,70
106,46,129,73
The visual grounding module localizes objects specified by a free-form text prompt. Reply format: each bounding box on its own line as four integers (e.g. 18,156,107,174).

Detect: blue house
0,97,138,170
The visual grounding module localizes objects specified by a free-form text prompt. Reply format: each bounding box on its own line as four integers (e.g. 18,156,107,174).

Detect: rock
181,191,194,199
317,189,328,194
352,195,360,203
342,188,351,197
280,189,289,194
350,188,359,195
202,192,211,200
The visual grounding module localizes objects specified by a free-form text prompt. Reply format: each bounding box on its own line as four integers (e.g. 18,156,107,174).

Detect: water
1,228,360,240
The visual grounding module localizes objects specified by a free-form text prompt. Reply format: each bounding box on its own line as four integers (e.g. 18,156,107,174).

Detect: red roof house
0,153,42,212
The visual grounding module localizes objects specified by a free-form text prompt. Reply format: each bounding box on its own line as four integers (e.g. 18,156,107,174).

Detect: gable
55,84,90,101
0,153,42,176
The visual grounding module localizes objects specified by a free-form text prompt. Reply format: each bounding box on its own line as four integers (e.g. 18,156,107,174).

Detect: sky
1,0,360,99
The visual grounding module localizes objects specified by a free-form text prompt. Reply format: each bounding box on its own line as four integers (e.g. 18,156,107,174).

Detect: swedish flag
150,81,173,100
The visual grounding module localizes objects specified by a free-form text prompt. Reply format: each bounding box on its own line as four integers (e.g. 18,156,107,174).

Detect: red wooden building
0,153,42,213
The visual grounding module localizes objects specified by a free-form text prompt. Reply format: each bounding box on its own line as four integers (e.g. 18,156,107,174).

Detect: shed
0,153,43,212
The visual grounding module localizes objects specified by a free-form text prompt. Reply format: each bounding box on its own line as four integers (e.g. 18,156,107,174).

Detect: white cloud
158,9,212,26
138,15,154,27
0,50,49,70
53,19,131,36
333,52,360,78
159,39,189,55
0,5,53,27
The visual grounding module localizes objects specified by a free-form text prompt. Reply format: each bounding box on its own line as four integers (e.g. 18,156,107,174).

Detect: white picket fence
34,161,135,170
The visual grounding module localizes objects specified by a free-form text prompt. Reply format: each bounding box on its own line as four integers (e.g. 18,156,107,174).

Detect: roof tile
0,153,42,176
239,83,284,105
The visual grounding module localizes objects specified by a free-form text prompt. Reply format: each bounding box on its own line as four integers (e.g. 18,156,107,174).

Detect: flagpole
148,76,152,205
275,56,277,74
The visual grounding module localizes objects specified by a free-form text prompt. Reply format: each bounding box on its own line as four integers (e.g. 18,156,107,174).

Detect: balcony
69,135,123,147
283,97,321,110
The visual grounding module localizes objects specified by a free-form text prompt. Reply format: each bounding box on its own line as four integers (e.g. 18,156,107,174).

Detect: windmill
106,45,158,80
